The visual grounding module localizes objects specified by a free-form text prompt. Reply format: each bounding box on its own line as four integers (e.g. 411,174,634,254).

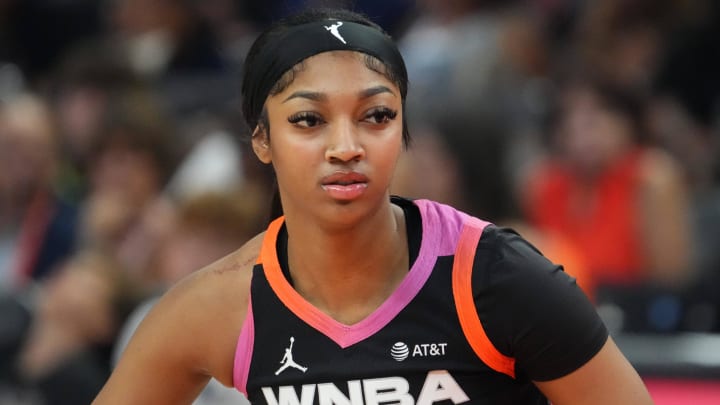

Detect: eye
288,112,325,128
363,107,398,125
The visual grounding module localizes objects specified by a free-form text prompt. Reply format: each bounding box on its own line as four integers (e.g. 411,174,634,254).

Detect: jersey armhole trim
233,291,254,395
452,220,517,379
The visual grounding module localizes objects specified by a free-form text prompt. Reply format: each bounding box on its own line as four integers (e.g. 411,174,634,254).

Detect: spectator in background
49,43,143,203
0,250,142,405
399,0,512,122
570,0,667,95
79,89,180,281
522,77,692,295
113,190,265,405
398,1,556,192
99,0,242,120
0,93,79,290
105,0,226,79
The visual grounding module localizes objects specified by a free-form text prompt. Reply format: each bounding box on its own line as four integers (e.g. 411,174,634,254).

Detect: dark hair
241,8,409,143
241,8,411,220
89,89,179,186
546,75,649,146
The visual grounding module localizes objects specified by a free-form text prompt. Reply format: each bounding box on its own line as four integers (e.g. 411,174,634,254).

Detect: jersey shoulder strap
452,217,516,378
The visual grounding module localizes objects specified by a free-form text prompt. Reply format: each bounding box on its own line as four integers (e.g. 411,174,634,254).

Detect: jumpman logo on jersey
324,21,347,44
275,337,308,375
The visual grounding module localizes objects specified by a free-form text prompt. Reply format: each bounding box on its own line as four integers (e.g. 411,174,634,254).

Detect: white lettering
318,380,363,405
261,371,469,405
363,377,413,405
262,384,316,405
412,343,448,357
416,371,469,405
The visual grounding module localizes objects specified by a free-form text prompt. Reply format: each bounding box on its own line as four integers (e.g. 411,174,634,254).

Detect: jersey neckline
257,198,440,348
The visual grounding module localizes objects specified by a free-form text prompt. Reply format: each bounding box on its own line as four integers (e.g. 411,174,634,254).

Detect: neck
284,201,409,324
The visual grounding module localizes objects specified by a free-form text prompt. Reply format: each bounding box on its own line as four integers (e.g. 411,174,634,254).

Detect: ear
251,126,272,164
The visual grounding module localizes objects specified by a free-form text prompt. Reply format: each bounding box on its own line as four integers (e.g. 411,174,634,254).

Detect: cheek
370,131,404,182
380,136,403,168
271,136,323,172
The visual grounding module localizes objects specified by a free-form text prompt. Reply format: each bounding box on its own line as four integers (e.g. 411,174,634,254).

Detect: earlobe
252,127,272,164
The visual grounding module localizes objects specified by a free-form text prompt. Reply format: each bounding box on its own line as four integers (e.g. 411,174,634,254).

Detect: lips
320,171,369,201
321,171,369,186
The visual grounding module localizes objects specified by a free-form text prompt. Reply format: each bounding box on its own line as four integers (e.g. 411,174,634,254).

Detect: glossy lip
320,171,369,201
320,171,369,186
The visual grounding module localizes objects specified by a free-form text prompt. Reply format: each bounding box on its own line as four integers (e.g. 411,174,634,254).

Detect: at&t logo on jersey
391,342,409,361
262,370,470,405
391,342,447,362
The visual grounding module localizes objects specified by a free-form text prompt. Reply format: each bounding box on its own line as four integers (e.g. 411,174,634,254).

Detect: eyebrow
359,85,396,99
282,91,327,103
282,85,396,103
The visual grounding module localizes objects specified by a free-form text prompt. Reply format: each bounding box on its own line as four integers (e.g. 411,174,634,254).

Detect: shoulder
470,226,608,381
472,225,589,309
97,232,266,402
470,225,581,313
164,230,263,309
474,225,556,280
132,232,264,382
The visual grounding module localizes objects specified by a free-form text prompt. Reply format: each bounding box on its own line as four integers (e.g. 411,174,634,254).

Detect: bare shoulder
162,231,265,381
184,230,264,289
95,232,265,403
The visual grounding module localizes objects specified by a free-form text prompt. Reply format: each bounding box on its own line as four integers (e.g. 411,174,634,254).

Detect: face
90,137,161,205
254,51,404,227
557,86,633,176
0,100,55,195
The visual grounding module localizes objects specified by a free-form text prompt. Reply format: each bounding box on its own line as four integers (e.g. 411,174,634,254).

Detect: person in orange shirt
523,77,692,289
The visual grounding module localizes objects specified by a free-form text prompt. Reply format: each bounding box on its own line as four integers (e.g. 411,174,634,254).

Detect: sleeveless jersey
233,198,601,404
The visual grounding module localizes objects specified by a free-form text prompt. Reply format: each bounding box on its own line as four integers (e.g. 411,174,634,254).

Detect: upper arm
93,278,217,405
474,228,608,381
473,228,653,403
93,234,262,405
535,337,654,405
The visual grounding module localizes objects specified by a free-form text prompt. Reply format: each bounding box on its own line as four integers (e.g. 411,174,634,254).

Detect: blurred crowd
0,0,719,403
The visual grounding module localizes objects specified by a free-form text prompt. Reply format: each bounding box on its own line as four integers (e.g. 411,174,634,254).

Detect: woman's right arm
93,235,261,404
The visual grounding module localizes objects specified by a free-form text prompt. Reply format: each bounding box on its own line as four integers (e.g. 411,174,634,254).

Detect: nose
325,120,365,163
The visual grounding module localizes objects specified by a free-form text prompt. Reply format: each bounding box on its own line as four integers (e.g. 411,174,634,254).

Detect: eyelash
364,107,398,124
287,107,398,128
288,112,324,127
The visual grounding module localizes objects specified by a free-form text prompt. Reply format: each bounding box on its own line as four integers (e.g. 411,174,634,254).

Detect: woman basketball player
94,8,654,404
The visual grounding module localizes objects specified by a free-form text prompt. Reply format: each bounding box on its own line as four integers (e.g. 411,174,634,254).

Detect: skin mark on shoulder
210,234,264,275
211,255,256,275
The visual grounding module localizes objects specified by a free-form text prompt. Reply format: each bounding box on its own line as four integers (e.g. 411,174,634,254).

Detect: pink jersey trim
232,295,254,394
259,199,467,348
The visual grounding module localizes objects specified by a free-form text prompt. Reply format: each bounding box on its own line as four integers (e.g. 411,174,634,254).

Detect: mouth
321,171,369,186
320,171,369,201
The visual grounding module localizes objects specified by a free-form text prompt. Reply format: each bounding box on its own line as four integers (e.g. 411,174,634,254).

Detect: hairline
258,51,404,137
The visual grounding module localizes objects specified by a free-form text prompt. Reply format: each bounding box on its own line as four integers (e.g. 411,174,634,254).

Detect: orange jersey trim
258,216,305,310
452,220,516,378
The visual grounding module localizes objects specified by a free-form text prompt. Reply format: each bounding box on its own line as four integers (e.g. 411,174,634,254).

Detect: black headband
243,20,407,130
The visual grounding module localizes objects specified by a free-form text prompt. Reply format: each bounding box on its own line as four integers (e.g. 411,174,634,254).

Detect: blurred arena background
1,0,719,403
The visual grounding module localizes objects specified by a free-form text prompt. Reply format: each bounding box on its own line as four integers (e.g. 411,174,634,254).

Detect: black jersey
233,198,608,404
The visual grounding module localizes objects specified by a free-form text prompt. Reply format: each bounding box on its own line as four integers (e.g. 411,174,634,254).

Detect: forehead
277,51,399,95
